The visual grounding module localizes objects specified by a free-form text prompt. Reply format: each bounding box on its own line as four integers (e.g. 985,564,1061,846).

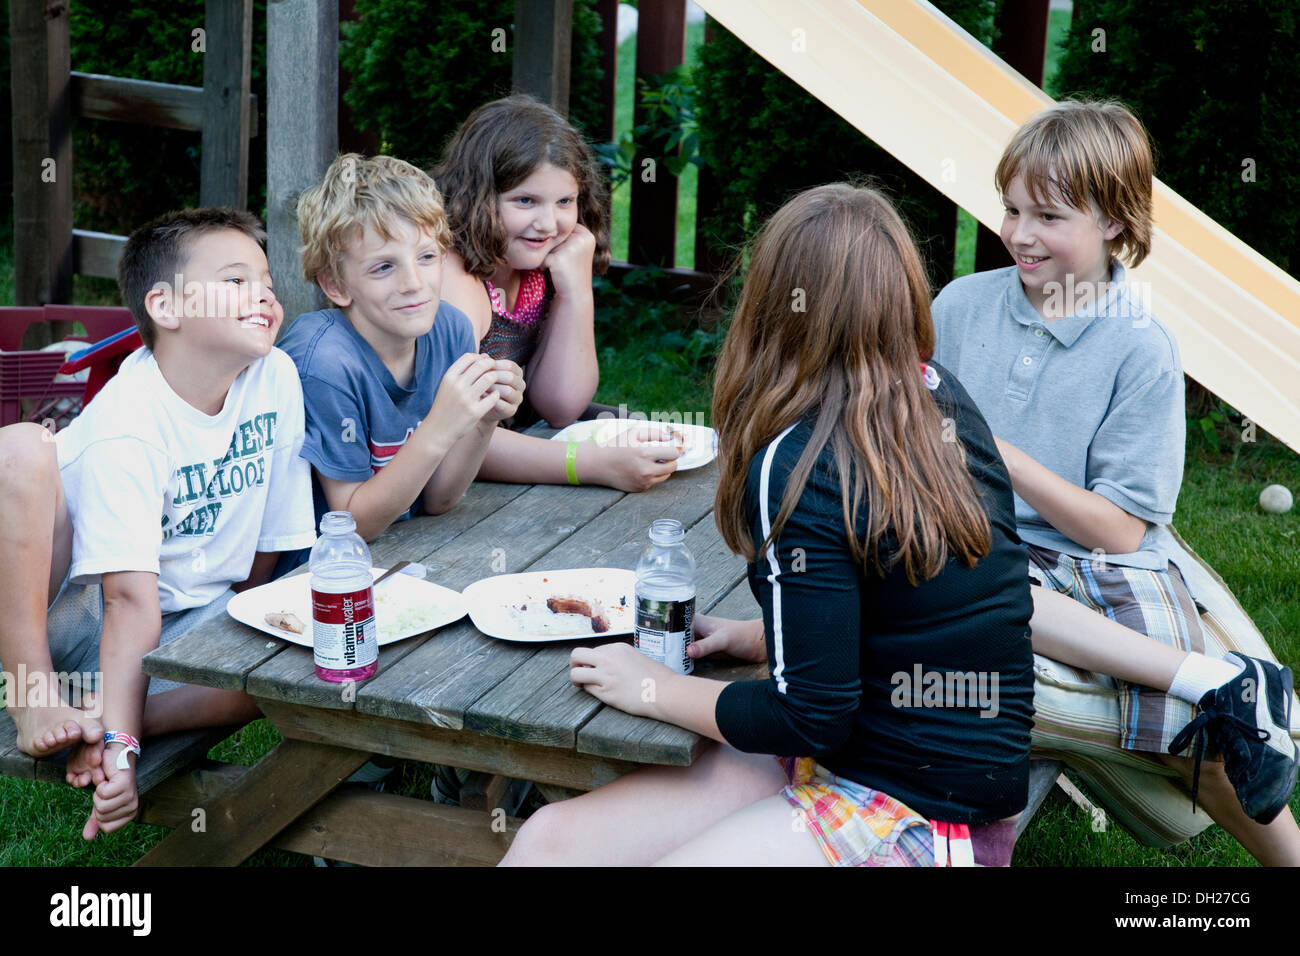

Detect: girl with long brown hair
501,183,1038,866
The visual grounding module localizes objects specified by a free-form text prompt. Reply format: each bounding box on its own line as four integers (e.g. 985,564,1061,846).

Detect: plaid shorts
1026,545,1205,755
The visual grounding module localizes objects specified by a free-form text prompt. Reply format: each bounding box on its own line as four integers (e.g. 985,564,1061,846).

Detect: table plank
142,480,529,689
355,471,698,726
575,565,766,763
244,482,623,710
260,699,642,792
464,501,748,752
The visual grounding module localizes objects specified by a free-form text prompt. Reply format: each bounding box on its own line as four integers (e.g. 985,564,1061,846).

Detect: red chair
0,306,136,427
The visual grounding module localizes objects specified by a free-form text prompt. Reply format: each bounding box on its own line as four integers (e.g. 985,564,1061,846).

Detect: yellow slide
694,0,1300,453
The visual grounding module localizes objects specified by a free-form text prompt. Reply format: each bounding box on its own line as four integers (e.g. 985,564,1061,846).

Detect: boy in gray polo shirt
933,100,1298,863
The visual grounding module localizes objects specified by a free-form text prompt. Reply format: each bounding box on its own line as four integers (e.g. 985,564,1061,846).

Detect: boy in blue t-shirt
279,154,525,541
933,100,1298,864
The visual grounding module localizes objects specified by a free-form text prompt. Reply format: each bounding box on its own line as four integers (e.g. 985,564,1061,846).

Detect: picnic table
134,427,767,866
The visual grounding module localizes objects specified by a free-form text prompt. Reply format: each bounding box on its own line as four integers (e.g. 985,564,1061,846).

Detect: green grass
608,20,705,268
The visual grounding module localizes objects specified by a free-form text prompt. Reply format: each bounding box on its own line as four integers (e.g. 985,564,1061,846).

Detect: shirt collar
1006,261,1128,348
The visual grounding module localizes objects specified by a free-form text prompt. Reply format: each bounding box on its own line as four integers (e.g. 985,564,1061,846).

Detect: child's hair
117,207,266,351
713,183,992,586
433,95,610,278
297,153,453,286
995,99,1154,267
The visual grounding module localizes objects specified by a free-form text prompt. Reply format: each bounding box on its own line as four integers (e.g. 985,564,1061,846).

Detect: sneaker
430,765,470,805
1168,653,1299,824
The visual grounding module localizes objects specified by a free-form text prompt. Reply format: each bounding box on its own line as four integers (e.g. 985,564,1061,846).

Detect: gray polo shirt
931,262,1185,572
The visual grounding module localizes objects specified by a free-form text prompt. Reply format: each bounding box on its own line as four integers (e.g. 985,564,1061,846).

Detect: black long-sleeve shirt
713,363,1035,823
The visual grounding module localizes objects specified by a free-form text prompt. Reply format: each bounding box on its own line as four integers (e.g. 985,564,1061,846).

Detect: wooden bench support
140,761,521,866
135,738,369,866
1015,758,1065,839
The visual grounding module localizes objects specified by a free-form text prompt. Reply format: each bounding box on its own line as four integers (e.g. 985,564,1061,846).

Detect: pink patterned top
481,269,549,368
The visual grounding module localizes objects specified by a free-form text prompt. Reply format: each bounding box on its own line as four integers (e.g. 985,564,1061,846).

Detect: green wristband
565,440,581,486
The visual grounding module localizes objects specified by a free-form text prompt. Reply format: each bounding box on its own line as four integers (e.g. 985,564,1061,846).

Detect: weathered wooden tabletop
134,435,766,865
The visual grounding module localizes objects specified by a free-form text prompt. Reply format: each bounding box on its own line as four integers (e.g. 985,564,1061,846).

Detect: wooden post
594,0,619,143
974,0,1050,274
267,0,338,329
200,0,253,209
512,0,574,117
10,0,73,323
628,0,686,268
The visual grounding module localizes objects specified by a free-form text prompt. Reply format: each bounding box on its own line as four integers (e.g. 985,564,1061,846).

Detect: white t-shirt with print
56,346,316,613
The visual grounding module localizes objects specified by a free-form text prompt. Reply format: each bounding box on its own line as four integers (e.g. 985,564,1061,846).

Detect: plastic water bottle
634,518,696,674
310,511,378,683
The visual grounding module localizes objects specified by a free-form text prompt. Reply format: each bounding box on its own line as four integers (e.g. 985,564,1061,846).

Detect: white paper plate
461,568,637,642
227,567,466,648
550,419,717,470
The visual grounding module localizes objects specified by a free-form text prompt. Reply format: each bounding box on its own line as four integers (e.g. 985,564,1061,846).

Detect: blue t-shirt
277,304,477,523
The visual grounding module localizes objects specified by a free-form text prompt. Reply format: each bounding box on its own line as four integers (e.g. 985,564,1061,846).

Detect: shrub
68,1,269,236
1054,1,1300,278
340,0,607,170
692,0,1000,291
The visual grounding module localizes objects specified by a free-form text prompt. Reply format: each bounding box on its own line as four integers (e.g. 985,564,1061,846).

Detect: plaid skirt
777,757,1019,867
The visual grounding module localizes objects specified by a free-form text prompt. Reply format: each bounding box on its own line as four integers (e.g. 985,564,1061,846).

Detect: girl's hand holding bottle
689,615,767,664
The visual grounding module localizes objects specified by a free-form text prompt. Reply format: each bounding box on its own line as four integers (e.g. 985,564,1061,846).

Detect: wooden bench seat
0,708,239,795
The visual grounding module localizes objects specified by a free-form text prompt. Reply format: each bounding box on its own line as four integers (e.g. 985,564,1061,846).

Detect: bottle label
634,594,694,675
311,586,378,671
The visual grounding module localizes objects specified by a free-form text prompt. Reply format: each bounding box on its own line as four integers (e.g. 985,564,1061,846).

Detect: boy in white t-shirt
0,208,315,839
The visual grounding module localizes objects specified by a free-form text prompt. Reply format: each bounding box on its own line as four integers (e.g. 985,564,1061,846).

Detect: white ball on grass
1259,484,1293,515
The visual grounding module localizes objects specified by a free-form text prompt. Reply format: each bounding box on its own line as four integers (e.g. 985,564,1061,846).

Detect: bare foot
10,702,102,758
65,690,106,786
66,737,107,788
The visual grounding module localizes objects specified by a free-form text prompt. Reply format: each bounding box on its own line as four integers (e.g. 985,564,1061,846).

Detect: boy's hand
82,754,138,840
543,222,596,298
425,353,503,443
482,359,525,424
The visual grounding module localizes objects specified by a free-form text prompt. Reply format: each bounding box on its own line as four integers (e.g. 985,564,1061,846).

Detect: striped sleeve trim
759,423,799,695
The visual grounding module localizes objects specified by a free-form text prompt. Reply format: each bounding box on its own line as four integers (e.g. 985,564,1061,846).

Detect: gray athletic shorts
35,573,236,696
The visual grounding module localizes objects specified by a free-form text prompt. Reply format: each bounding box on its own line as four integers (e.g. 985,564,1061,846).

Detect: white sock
1168,653,1243,705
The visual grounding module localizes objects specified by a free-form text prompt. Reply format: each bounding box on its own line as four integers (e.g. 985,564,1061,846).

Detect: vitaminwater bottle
633,518,696,674
310,511,379,682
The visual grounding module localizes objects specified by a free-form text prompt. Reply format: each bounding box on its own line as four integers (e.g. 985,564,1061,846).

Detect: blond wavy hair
995,99,1155,267
297,153,453,285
